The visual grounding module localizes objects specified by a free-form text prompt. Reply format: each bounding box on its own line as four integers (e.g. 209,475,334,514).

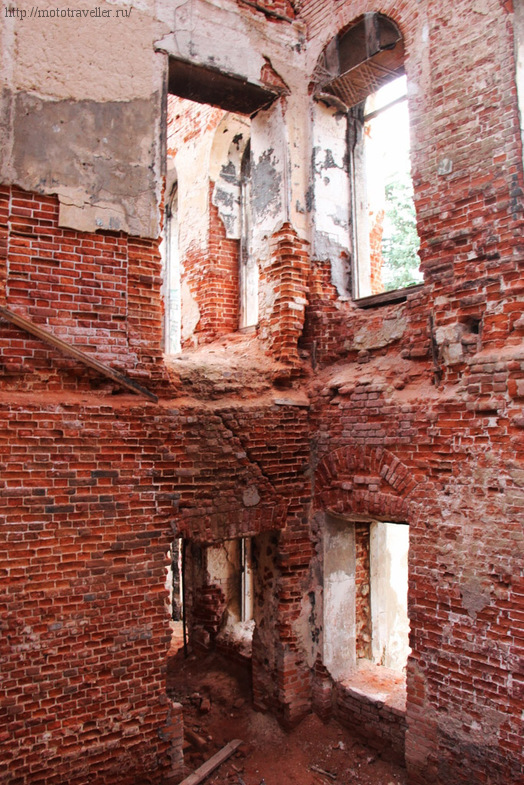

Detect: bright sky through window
359,75,422,295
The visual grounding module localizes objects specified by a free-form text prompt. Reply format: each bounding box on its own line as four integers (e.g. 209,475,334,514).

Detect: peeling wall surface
1,0,524,784
0,0,168,236
311,100,351,297
323,514,356,681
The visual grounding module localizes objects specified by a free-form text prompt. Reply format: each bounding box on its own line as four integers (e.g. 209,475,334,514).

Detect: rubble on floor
166,649,407,785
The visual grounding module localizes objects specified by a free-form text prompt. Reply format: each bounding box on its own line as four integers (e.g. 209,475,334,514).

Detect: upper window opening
313,14,423,304
164,89,256,351
363,73,407,116
354,75,422,298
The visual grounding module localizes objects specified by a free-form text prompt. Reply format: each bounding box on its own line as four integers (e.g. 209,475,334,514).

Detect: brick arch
314,446,417,522
311,13,405,107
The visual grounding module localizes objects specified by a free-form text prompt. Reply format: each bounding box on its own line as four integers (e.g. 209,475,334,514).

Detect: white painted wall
323,514,356,681
312,100,351,298
370,521,410,672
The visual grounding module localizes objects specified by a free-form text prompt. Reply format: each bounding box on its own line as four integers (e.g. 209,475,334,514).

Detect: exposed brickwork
236,0,296,21
0,396,312,783
260,60,291,92
2,1,524,784
192,584,227,644
0,401,178,784
181,185,240,348
309,368,524,782
0,185,9,308
354,523,371,661
300,258,346,367
0,186,167,392
335,683,406,765
167,97,223,157
260,223,310,364
301,6,524,776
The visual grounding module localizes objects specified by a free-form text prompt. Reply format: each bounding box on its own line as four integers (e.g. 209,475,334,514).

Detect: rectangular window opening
324,515,410,709
351,75,422,300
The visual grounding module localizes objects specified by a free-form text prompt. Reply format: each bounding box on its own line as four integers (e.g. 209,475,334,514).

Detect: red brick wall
311,384,524,784
335,682,407,765
0,186,167,393
167,97,222,159
354,523,371,661
0,388,312,782
207,194,240,336
180,185,240,348
260,223,310,364
0,401,182,784
2,3,524,784
301,6,524,777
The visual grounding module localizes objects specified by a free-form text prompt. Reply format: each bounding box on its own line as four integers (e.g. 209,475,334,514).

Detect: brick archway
314,445,418,522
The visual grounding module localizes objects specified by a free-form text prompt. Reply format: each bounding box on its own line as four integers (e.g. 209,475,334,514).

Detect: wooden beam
355,283,423,309
178,739,243,785
310,764,337,780
0,306,158,403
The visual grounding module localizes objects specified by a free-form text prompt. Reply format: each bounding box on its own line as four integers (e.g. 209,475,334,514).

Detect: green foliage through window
381,176,422,291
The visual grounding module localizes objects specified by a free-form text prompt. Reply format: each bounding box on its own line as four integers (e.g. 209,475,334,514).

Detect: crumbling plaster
157,0,311,244
169,102,219,254
311,99,351,297
322,513,357,682
210,112,250,239
0,0,310,241
0,0,168,236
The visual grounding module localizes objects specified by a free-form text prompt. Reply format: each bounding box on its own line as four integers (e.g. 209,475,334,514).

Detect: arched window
351,73,421,298
314,13,422,303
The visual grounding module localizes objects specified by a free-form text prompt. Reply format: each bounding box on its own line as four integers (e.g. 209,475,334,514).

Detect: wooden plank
310,764,337,780
178,739,243,785
355,283,423,309
0,306,158,403
185,727,208,751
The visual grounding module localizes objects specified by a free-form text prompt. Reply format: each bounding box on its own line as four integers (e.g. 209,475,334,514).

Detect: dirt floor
166,641,407,785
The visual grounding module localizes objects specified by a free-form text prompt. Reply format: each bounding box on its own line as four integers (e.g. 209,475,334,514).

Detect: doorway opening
323,514,410,700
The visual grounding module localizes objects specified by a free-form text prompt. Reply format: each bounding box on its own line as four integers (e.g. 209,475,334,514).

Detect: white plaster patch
180,278,200,344
10,0,167,102
59,198,128,234
352,315,407,351
461,577,492,619
311,100,351,296
242,486,260,507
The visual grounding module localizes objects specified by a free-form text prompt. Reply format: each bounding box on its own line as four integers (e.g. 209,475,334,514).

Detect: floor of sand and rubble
166,632,407,785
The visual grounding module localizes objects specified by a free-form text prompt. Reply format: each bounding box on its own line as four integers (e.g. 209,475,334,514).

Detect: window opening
323,514,410,685
240,536,254,622
166,538,187,655
211,537,255,658
369,521,410,671
165,91,255,348
351,75,422,299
